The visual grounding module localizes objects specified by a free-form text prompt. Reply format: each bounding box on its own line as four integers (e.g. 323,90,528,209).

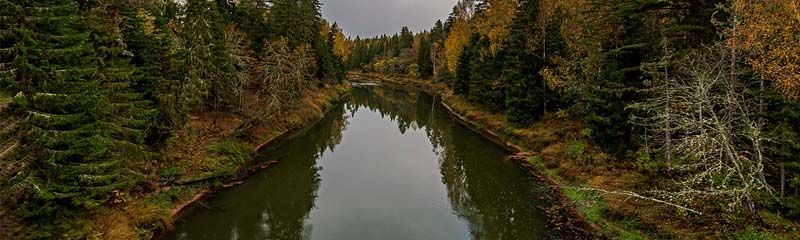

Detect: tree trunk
781,162,786,197
665,58,672,169
759,75,765,117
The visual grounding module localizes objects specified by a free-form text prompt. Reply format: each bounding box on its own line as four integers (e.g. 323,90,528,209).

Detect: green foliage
453,36,475,96
267,0,322,48
316,22,346,84
633,147,663,172
503,0,546,126
417,35,433,78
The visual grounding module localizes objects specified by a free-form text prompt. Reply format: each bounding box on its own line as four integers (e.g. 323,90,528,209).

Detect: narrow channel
164,85,555,239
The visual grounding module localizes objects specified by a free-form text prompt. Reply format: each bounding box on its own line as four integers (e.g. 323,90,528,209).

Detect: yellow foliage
474,0,516,55
136,9,157,36
334,30,348,59
445,18,471,73
735,0,800,99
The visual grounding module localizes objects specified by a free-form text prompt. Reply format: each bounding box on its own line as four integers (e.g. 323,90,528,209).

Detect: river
163,84,556,239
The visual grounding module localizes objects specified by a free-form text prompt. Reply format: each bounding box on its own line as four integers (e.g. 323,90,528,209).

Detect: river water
163,85,555,240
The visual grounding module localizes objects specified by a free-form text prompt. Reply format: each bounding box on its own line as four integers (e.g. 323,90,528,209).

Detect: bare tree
223,24,255,112
633,44,773,214
237,38,315,133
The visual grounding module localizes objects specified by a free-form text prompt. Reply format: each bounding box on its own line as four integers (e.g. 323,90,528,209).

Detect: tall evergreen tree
453,37,474,96
8,0,127,215
504,0,545,125
417,35,433,78
267,0,321,48
87,1,157,179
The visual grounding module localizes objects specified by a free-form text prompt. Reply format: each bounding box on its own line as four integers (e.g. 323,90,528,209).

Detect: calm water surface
164,85,554,239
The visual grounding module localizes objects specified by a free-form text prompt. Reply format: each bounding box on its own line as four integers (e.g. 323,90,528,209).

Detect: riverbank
351,72,800,239
90,83,351,239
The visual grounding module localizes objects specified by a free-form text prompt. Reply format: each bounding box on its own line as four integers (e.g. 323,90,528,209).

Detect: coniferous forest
0,0,347,238
1,0,800,239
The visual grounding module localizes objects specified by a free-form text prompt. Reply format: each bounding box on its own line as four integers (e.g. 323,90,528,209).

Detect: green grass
729,228,782,240
565,140,587,160
563,187,606,223
203,140,255,179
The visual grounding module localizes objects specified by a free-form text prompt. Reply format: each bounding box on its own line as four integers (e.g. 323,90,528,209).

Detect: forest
1,0,799,239
346,0,800,238
0,0,347,239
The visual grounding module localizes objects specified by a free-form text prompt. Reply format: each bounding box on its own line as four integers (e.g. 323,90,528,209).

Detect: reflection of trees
168,105,351,240
251,104,350,239
174,86,549,239
350,85,550,239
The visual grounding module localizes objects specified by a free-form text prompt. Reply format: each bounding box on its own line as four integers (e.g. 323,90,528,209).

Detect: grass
563,187,606,223
730,228,783,240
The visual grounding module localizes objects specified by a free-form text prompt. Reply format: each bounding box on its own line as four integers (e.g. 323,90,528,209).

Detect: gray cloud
321,0,458,38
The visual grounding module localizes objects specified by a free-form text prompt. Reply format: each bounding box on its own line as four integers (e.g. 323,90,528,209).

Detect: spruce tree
453,39,474,97
121,2,181,137
87,2,156,175
9,0,125,213
504,0,545,125
268,0,321,48
0,0,18,91
417,35,433,78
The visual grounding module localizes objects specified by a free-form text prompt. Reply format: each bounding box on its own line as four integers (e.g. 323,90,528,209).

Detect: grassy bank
89,83,350,239
352,72,799,239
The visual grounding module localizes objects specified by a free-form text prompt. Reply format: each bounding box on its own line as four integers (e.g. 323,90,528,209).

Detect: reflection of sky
305,107,471,240
321,0,459,37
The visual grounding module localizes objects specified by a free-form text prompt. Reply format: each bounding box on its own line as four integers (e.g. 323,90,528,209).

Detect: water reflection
164,85,552,240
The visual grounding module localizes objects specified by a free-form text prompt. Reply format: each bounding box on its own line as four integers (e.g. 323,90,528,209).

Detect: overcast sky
321,0,459,38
